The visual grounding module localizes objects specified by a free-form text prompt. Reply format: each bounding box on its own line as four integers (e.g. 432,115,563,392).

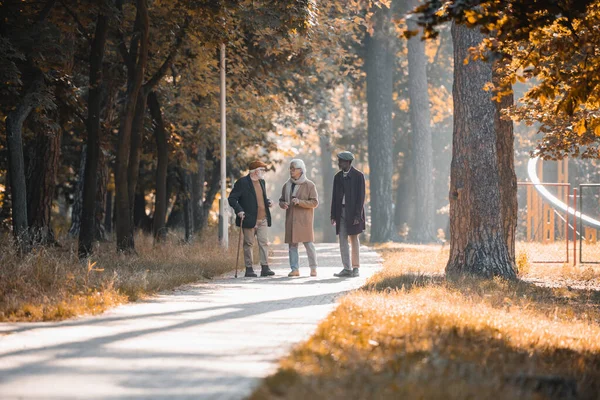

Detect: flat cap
249,160,267,170
337,151,355,161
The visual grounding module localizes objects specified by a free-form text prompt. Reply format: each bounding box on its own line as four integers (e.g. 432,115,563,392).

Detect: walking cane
235,214,245,278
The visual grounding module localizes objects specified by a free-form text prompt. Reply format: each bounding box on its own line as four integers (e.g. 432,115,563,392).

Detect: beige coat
279,179,319,244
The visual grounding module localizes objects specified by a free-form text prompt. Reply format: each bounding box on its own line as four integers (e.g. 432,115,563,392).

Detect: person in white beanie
279,159,319,277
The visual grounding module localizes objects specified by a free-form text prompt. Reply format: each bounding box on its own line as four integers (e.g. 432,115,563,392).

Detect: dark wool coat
330,167,366,236
228,175,272,229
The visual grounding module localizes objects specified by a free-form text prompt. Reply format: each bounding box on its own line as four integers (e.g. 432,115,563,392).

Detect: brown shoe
310,268,317,277
288,270,300,277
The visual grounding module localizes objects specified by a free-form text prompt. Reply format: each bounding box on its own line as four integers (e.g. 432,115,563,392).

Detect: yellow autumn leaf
574,119,587,136
594,124,600,136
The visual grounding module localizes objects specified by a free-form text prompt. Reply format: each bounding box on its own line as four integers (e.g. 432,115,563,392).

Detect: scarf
284,173,307,204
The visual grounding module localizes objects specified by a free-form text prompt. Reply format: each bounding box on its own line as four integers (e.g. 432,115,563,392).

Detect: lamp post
219,43,229,248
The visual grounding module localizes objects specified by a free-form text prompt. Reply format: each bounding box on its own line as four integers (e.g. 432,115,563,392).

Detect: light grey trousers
289,242,318,270
339,208,360,270
243,219,269,268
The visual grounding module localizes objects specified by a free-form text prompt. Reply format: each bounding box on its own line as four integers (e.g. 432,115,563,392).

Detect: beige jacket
279,179,319,244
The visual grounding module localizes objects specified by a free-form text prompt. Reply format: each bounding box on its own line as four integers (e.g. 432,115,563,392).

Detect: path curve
528,156,600,228
0,243,381,400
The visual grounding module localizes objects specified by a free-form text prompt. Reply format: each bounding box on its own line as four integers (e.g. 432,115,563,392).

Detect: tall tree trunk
406,6,435,243
127,90,148,234
319,133,337,243
79,13,109,257
446,23,516,279
148,90,169,242
494,70,517,264
105,188,113,234
69,146,86,237
192,144,206,235
115,0,149,252
26,128,61,245
366,5,394,243
395,151,416,237
6,71,44,251
180,167,193,243
95,148,108,241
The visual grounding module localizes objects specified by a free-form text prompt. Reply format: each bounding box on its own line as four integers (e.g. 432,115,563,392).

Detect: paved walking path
0,243,381,400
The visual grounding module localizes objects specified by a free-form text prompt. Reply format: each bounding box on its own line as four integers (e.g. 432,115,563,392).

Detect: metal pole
219,43,229,249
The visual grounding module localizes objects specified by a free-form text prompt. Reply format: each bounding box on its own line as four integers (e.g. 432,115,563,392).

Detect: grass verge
251,243,600,400
0,231,236,322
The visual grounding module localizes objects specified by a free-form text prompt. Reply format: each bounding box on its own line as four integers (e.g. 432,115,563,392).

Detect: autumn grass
251,243,600,400
0,231,236,322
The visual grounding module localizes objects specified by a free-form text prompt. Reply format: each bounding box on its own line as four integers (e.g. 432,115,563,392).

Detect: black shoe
352,268,359,277
260,265,275,277
245,268,257,278
334,268,353,278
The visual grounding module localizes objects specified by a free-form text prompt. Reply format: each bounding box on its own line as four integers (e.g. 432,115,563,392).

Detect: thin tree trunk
69,146,86,237
148,90,169,242
319,133,337,243
181,167,193,243
445,23,516,279
127,90,148,233
26,128,61,245
105,188,113,234
6,71,44,251
366,5,394,243
407,4,435,243
494,70,517,264
79,12,109,257
192,144,206,234
115,0,149,252
395,151,415,237
95,148,108,241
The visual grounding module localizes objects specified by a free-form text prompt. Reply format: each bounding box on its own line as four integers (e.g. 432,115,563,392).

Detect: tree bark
494,70,517,264
95,148,108,241
26,128,61,245
69,146,86,237
180,167,193,243
127,90,148,233
114,0,149,252
79,12,108,257
148,90,169,242
366,5,395,243
104,188,113,234
407,4,435,243
5,71,44,251
319,133,337,243
192,144,206,234
445,23,516,279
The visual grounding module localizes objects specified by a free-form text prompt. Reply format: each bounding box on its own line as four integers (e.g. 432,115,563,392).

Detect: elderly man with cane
228,160,275,278
331,151,366,278
279,159,319,277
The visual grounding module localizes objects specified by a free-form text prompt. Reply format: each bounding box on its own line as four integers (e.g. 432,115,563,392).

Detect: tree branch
59,0,92,44
143,17,191,91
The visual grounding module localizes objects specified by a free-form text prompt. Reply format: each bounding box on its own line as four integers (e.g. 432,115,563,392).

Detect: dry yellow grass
251,243,600,400
0,231,236,322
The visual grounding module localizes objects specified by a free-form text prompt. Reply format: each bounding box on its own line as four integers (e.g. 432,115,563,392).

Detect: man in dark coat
330,151,366,277
228,160,275,277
